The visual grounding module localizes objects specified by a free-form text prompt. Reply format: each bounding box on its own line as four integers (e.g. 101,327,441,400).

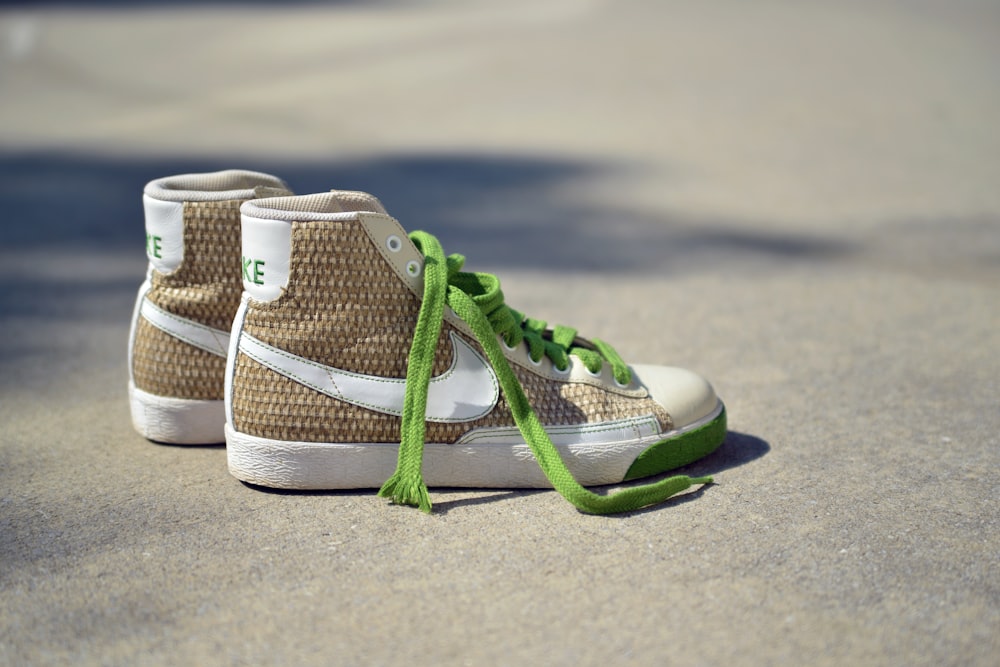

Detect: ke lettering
146,233,163,259
242,256,265,285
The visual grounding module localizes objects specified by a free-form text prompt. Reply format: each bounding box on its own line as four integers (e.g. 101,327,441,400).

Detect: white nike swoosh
238,330,499,422
141,298,230,357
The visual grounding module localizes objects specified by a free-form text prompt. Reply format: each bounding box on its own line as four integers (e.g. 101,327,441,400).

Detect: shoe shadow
588,430,770,518
238,482,373,500
239,480,546,515
147,441,226,449
671,430,771,479
426,489,549,515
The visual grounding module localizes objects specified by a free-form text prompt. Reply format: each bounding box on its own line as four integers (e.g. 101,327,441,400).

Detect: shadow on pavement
675,431,771,479
593,430,770,518
0,149,848,369
241,482,548,516
0,149,850,263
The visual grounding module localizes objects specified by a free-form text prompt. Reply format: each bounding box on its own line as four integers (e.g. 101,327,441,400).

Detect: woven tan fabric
144,200,244,331
133,317,226,400
240,220,451,377
232,219,673,442
133,200,243,399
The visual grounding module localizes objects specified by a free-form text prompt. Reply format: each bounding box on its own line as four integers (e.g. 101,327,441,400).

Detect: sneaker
128,170,292,444
226,191,727,513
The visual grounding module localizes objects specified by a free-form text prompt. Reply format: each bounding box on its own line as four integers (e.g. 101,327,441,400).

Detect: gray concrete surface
1,1,997,665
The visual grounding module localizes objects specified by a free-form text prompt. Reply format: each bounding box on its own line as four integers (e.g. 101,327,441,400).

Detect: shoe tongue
327,190,388,215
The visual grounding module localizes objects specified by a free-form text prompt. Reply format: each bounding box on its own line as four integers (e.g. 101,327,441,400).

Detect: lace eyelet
500,336,518,353
613,376,630,388
585,365,603,379
553,362,571,376
528,355,544,367
386,235,403,253
406,260,421,277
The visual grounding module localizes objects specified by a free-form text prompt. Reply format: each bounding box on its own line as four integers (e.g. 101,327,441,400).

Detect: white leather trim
455,413,662,446
143,195,184,273
241,215,291,302
225,297,251,425
127,277,152,383
238,330,499,422
630,364,720,429
140,298,230,357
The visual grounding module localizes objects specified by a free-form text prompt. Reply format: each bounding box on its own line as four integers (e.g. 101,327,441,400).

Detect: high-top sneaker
128,170,292,444
226,191,727,514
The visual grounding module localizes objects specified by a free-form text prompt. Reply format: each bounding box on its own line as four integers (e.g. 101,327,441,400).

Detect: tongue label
329,190,387,214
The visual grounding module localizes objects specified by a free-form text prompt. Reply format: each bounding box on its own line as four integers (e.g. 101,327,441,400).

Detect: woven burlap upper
132,199,244,401
232,219,673,443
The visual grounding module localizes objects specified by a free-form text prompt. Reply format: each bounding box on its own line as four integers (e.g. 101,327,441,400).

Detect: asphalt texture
1,2,998,665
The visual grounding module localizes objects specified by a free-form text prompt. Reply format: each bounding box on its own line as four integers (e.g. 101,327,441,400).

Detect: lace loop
379,231,712,514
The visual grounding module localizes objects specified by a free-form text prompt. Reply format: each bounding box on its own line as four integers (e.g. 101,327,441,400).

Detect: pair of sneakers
128,170,727,514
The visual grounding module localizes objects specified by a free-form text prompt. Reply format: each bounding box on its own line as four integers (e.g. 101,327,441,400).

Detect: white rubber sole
225,403,724,490
129,382,225,445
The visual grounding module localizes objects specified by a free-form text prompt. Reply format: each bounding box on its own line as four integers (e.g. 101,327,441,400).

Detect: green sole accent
623,406,727,481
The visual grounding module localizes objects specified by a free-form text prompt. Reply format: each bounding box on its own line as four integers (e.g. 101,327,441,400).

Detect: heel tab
241,214,291,302
142,195,184,273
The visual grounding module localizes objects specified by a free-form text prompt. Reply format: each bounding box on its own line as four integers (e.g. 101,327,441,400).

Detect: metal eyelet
553,361,571,376
585,365,603,379
613,376,630,388
500,336,518,353
406,260,421,277
386,235,403,253
528,354,544,367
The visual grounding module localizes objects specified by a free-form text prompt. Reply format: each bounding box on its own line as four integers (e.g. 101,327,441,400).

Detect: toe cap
630,364,721,429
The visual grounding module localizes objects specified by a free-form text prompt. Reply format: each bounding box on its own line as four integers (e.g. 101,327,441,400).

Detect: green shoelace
377,231,712,514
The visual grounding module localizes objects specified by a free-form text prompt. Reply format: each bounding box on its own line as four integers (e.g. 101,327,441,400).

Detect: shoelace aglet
378,473,433,514
691,475,714,486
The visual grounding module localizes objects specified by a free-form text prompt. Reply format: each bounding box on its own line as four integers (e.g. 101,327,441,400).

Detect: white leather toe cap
630,364,721,429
